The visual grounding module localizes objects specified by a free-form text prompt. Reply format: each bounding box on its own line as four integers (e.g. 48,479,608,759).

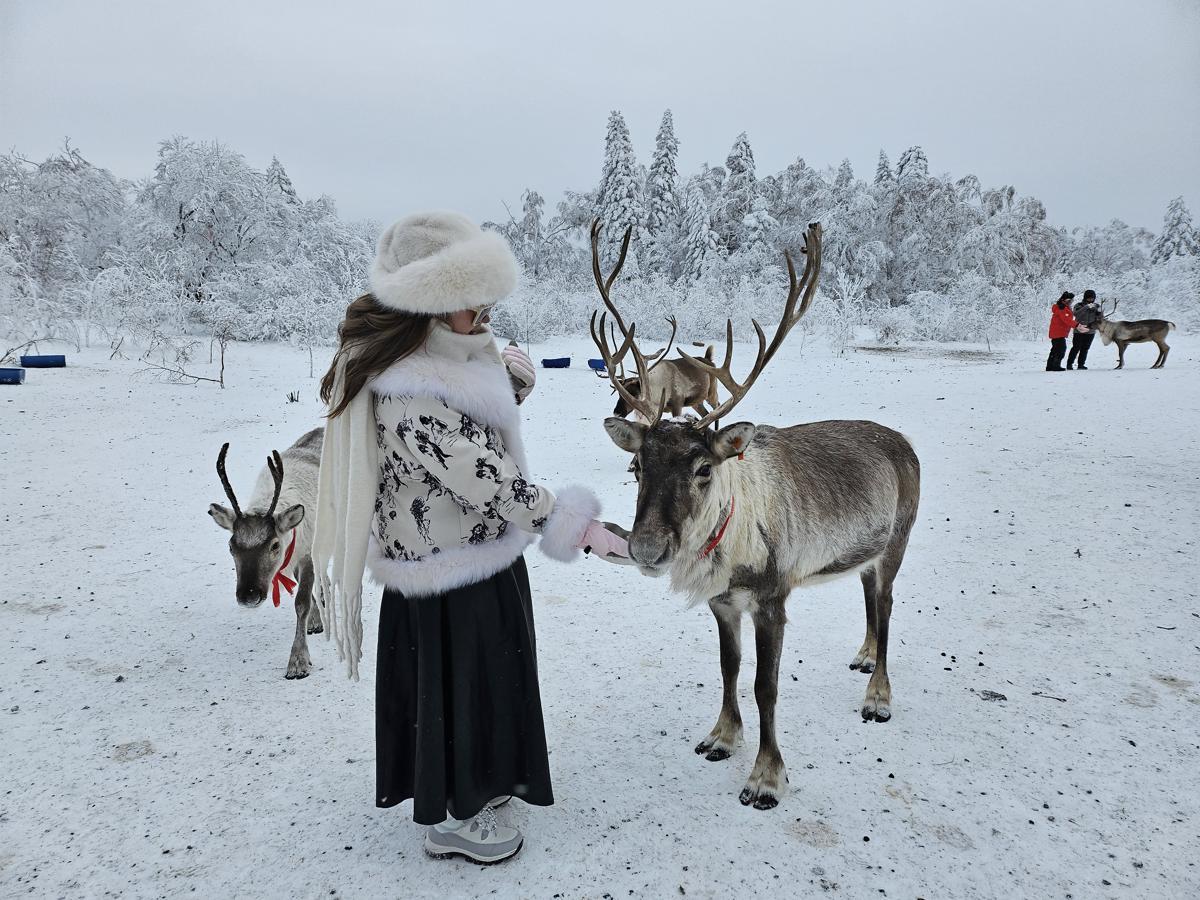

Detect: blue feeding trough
0,368,26,385
587,358,607,372
20,354,66,368
541,357,571,369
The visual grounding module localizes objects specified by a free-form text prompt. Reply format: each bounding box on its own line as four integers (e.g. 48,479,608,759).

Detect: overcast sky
2,0,1198,232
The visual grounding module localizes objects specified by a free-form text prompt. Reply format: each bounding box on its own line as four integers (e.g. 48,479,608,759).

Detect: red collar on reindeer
271,530,298,607
700,498,735,559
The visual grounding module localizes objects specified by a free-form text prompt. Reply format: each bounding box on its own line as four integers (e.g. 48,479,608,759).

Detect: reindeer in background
208,428,324,678
1095,300,1176,369
607,309,719,422
591,221,920,810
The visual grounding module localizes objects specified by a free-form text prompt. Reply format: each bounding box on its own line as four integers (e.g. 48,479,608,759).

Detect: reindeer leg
1115,341,1126,369
740,599,787,810
1154,340,1168,369
286,560,315,679
302,559,323,634
850,566,879,673
862,558,900,723
696,598,743,762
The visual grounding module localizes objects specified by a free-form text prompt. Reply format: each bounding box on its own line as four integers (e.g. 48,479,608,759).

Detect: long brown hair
320,294,433,418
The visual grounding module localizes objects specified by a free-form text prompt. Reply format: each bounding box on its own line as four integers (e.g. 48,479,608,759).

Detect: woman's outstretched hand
502,343,536,404
578,520,630,562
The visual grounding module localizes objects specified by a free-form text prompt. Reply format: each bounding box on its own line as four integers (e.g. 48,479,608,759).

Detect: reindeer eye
271,541,280,552
695,464,712,479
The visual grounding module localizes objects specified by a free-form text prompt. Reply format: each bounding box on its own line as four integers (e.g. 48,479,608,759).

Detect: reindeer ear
604,417,647,453
275,503,305,533
712,423,757,461
208,503,236,531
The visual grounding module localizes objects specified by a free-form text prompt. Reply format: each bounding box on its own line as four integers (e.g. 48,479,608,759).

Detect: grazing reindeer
1096,300,1175,369
590,220,920,810
611,316,720,421
208,428,325,679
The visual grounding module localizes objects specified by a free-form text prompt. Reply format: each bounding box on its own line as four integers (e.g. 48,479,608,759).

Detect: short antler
646,315,678,372
678,222,823,429
216,443,242,517
589,219,669,425
265,450,284,516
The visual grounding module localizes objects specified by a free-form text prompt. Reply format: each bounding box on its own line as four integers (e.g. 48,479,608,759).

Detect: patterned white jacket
365,322,598,597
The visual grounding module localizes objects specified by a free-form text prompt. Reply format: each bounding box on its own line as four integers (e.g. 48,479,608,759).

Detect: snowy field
2,333,1199,900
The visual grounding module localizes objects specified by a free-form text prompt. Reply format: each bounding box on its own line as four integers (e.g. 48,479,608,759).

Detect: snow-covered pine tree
683,178,720,280
896,146,929,183
596,110,646,264
835,158,854,191
717,132,757,252
645,110,680,238
265,157,299,205
874,150,894,185
1152,196,1199,264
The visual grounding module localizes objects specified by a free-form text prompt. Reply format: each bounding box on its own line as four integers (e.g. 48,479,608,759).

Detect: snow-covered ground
2,333,1198,899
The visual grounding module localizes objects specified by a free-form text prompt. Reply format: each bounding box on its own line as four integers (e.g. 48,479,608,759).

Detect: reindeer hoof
306,623,324,635
850,660,875,674
705,747,732,762
738,787,780,810
860,702,891,722
285,670,310,680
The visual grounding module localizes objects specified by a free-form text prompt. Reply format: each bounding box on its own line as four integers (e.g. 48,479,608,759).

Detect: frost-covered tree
1152,196,1199,264
896,146,929,183
596,110,646,264
683,178,720,280
874,150,894,186
1067,219,1153,273
835,158,854,191
718,132,757,251
265,157,299,205
645,110,680,237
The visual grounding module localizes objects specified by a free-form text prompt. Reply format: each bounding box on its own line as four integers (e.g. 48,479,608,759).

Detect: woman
312,211,627,864
1067,289,1101,370
1046,291,1077,371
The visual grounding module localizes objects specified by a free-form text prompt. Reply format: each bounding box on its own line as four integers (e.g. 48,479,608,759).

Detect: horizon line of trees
1,121,1197,358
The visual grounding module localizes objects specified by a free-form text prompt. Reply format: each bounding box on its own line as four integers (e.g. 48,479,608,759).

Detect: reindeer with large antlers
207,428,325,679
591,221,921,810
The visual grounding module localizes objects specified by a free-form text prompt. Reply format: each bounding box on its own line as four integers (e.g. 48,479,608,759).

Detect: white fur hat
369,211,518,315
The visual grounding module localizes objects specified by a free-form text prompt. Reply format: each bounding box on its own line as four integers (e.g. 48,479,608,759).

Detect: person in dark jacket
1067,289,1102,370
1046,292,1077,371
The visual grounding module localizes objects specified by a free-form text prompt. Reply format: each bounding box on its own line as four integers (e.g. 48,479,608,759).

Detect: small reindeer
208,428,324,679
591,220,920,811
610,316,720,422
1095,300,1176,369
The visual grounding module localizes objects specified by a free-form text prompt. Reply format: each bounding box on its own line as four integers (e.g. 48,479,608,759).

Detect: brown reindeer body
613,347,718,421
1096,316,1175,369
591,220,921,810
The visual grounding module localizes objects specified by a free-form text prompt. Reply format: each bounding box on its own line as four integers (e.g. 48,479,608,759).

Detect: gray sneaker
424,806,523,864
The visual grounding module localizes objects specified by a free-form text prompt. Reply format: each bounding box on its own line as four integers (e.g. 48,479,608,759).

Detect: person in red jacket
1046,292,1077,371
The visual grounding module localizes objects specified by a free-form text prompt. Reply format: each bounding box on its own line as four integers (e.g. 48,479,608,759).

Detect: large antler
265,450,284,516
589,220,669,425
678,222,823,430
1101,298,1119,318
646,315,678,371
216,442,242,517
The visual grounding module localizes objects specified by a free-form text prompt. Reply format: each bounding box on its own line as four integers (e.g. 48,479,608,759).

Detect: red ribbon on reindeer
699,498,735,559
272,530,298,607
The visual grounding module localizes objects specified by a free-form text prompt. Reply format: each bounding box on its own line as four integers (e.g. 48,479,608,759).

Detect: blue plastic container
0,368,26,385
587,358,607,371
541,357,571,369
20,354,66,368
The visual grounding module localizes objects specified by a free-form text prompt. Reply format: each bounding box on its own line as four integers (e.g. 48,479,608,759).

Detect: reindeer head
208,444,305,607
591,219,823,572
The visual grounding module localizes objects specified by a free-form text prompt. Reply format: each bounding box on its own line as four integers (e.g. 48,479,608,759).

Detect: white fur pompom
540,485,601,562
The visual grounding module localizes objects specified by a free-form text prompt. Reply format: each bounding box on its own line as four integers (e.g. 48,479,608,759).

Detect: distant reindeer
591,220,920,810
208,428,324,679
609,316,720,422
1096,300,1175,369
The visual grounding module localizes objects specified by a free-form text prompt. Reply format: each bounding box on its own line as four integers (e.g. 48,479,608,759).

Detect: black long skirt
375,556,554,825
